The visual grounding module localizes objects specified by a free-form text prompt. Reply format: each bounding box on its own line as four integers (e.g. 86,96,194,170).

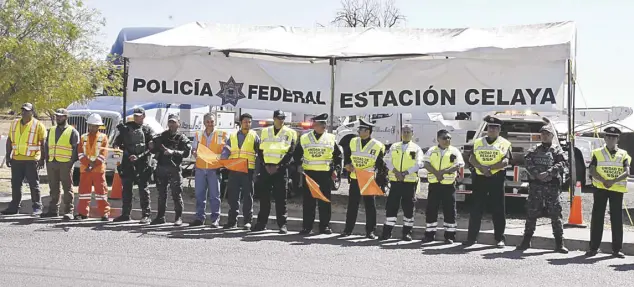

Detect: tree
0,0,121,120
331,0,406,28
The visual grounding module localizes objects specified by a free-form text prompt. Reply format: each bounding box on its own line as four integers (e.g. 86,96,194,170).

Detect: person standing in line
464,116,512,247
40,108,79,221
422,129,464,244
252,110,297,234
190,113,228,228
342,119,387,239
150,114,191,226
586,127,631,258
2,103,47,216
517,121,569,253
75,113,110,221
221,113,261,230
380,124,424,241
112,107,155,224
293,113,342,235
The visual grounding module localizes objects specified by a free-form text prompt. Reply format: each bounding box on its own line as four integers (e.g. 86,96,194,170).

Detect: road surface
0,216,633,287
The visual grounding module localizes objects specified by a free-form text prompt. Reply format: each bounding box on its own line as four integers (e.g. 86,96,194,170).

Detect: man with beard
41,108,80,220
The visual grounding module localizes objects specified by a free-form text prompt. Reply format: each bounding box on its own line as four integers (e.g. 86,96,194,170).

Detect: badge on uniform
409,151,416,159
370,149,377,156
450,154,456,163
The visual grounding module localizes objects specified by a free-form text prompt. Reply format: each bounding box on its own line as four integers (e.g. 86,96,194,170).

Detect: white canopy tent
121,20,579,194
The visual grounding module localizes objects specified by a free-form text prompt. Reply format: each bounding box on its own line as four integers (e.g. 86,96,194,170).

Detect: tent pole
328,57,336,133
122,57,129,121
567,59,577,204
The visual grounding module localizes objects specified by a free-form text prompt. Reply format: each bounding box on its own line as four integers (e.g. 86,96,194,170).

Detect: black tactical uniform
150,115,191,226
518,123,569,253
112,107,155,223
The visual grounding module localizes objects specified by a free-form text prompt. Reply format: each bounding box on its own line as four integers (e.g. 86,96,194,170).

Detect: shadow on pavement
547,254,614,266
481,249,552,260
609,263,634,271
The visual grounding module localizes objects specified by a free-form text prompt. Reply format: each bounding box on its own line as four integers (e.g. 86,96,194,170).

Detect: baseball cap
21,103,33,111
273,110,286,119
133,107,145,115
168,114,180,122
54,108,68,116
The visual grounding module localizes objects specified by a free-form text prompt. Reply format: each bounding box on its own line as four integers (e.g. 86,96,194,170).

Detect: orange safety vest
9,118,42,159
79,132,108,173
195,129,227,169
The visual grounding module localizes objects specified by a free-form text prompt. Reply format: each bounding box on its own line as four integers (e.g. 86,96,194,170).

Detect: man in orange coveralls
76,113,110,221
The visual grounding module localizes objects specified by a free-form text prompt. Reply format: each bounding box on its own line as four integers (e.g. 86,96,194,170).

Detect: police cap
539,124,555,134
604,126,622,136
358,118,375,130
168,114,180,123
133,106,145,115
484,115,503,126
311,113,328,123
273,110,286,119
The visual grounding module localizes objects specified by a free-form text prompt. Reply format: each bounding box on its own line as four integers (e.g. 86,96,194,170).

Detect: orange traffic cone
109,170,123,200
564,181,587,228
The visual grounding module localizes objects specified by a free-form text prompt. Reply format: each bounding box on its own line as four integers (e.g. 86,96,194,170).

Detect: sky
85,0,631,110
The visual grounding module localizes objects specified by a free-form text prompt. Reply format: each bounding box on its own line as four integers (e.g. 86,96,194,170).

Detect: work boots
380,225,394,240
402,226,413,241
517,233,532,251
554,235,569,254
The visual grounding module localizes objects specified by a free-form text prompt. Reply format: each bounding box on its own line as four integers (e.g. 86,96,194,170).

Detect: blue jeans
194,168,221,223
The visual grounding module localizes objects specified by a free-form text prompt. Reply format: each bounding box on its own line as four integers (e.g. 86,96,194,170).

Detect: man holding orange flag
380,124,424,241
190,113,228,228
342,119,387,239
76,113,110,221
221,113,261,230
293,113,342,235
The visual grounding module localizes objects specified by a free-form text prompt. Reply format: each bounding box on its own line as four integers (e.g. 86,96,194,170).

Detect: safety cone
564,181,587,228
109,165,123,200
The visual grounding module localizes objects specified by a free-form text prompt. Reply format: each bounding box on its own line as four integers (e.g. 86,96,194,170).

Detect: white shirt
384,141,424,174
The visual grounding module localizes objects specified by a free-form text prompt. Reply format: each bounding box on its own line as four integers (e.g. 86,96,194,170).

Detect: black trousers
120,163,152,218
425,183,457,240
384,181,417,235
9,160,42,211
346,179,377,234
302,170,332,230
155,165,184,219
589,187,624,252
467,173,506,242
256,167,288,227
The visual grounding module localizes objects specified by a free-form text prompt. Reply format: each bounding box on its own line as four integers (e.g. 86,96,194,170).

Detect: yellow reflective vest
349,137,384,180
427,145,461,184
592,147,631,193
47,126,74,162
9,118,45,160
260,126,296,164
229,131,257,169
472,136,511,175
300,131,336,171
387,142,421,183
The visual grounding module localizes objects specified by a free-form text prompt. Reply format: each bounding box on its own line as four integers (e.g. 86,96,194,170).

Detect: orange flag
355,169,385,196
197,145,249,173
302,172,331,203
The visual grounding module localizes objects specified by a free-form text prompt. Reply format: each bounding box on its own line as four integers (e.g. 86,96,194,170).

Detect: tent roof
123,21,576,61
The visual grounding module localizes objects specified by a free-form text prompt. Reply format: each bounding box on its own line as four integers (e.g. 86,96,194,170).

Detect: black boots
380,225,393,240
517,233,569,254
517,233,532,251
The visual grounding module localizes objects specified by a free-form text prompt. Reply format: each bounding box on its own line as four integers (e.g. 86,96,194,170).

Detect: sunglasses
440,136,452,140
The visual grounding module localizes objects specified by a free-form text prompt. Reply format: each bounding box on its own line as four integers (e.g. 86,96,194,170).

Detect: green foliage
0,0,122,118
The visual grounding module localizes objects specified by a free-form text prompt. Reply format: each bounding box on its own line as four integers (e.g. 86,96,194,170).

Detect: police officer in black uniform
150,114,191,226
112,107,155,224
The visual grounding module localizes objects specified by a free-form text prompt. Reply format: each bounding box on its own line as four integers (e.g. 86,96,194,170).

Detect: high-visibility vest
592,147,631,193
300,131,336,171
47,125,74,162
195,129,227,169
81,133,107,162
472,136,511,175
427,145,460,184
229,130,257,169
260,126,296,164
9,118,42,159
387,142,421,183
349,137,384,180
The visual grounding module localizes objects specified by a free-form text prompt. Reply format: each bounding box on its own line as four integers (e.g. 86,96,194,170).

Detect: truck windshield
484,121,544,133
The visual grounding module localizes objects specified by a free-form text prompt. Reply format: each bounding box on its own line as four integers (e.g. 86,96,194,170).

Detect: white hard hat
86,113,104,126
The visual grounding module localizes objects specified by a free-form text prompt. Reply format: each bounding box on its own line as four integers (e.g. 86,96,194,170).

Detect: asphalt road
0,217,633,287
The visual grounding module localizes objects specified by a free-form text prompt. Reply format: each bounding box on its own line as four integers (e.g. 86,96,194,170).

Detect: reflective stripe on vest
48,126,74,162
195,130,226,169
10,118,41,158
229,131,257,169
473,137,510,175
300,131,335,171
592,147,630,193
350,137,383,179
82,133,106,162
387,142,420,183
426,146,457,184
260,126,295,164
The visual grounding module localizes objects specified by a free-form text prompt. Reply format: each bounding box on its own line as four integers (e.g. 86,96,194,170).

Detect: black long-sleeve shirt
293,131,342,170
